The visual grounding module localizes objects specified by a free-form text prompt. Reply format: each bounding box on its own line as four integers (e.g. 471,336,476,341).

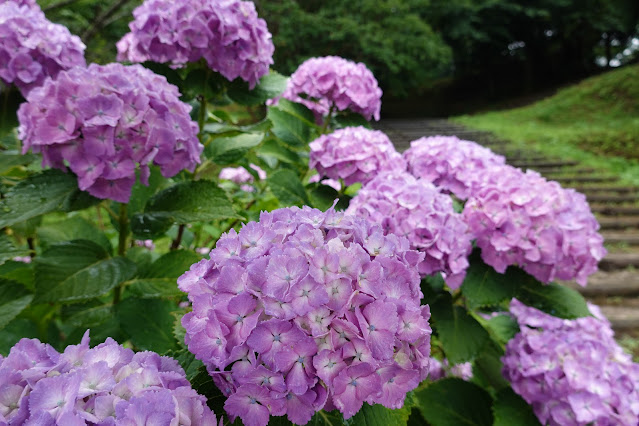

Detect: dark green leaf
333,112,371,129
34,240,136,303
430,294,489,364
117,297,179,353
471,341,510,391
493,388,540,426
130,213,173,240
205,133,264,165
484,314,520,345
350,402,412,425
461,254,518,309
257,138,302,164
173,311,186,347
0,150,38,175
126,278,185,298
167,348,204,381
267,99,316,146
0,318,38,355
142,250,202,279
416,378,494,426
307,183,339,211
190,366,233,421
61,300,114,328
0,169,94,228
227,71,289,105
0,278,33,329
37,217,112,253
0,260,34,289
267,169,310,206
0,234,29,265
515,280,590,319
127,166,167,215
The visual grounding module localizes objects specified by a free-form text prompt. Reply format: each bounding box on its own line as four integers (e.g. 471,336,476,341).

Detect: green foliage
0,234,30,265
493,388,541,425
117,297,180,353
267,99,318,147
267,169,311,206
0,278,33,329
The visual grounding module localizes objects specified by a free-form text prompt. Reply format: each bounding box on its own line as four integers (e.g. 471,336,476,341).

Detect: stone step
592,205,639,215
544,168,597,176
586,194,639,203
599,252,639,270
565,270,639,297
598,216,639,230
602,232,639,244
599,305,639,329
553,175,618,183
509,160,579,168
573,186,638,194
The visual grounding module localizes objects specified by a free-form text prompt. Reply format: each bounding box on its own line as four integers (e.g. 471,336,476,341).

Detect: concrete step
553,175,618,183
544,168,597,176
598,216,639,230
592,205,639,215
573,186,638,194
509,160,579,168
566,271,639,297
602,232,639,245
599,252,639,270
599,305,639,329
586,194,639,203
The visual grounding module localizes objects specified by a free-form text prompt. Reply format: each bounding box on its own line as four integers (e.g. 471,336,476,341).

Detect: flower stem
170,224,185,250
321,104,336,134
113,203,129,305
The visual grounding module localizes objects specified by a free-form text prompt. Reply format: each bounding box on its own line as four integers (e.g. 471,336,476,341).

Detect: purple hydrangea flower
503,299,639,426
17,63,202,203
179,205,432,425
309,127,406,187
0,0,38,7
274,56,382,122
347,171,472,289
0,331,220,425
219,164,267,192
427,357,473,381
117,0,274,88
0,1,86,95
403,136,506,200
462,165,606,285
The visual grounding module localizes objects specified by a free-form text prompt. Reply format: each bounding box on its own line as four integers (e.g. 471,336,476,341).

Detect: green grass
454,64,639,185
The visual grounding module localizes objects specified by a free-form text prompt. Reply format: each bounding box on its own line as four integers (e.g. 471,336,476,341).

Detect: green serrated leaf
0,150,38,175
130,212,173,240
0,169,93,228
37,217,112,253
430,295,489,364
205,133,264,165
484,314,520,345
307,183,339,211
267,99,316,146
257,138,302,164
471,341,510,391
0,318,38,355
350,403,412,426
61,301,114,328
142,249,202,279
227,71,289,105
0,278,33,329
117,297,179,353
0,234,29,265
461,253,518,309
34,240,136,303
333,112,371,129
267,169,311,206
493,388,540,426
416,378,494,426
166,348,204,381
173,311,186,347
0,260,34,289
143,180,242,223
515,279,590,319
126,278,185,298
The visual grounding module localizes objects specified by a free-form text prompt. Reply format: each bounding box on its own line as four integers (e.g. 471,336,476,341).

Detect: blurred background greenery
38,0,639,115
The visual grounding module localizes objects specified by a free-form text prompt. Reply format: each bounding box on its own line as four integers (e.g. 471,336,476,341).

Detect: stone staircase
374,118,639,332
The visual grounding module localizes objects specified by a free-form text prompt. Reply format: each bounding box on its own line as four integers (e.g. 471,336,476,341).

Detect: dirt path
375,118,639,337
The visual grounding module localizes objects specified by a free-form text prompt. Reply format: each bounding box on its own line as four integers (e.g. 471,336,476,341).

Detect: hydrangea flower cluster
277,56,382,122
463,166,606,285
117,0,274,88
179,205,432,425
0,0,38,8
403,136,506,199
17,63,202,203
219,163,267,184
309,127,406,187
0,1,86,95
0,331,219,425
503,299,639,425
427,358,473,381
347,171,471,289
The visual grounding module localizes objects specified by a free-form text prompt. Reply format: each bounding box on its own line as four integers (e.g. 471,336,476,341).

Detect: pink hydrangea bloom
503,299,639,426
0,0,38,8
309,127,406,187
309,174,342,191
17,63,202,203
179,205,432,424
463,165,606,286
403,136,506,199
0,331,220,425
347,171,471,289
219,164,267,184
276,56,382,122
117,0,274,88
0,1,86,95
427,358,473,381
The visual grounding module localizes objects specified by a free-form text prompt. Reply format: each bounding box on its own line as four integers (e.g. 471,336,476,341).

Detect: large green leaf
515,280,590,319
0,150,38,175
0,318,38,355
257,138,302,165
0,278,33,329
37,217,112,253
34,240,136,303
267,169,311,206
117,297,179,353
349,403,412,425
0,169,95,228
430,295,489,364
61,301,114,329
307,182,339,211
416,378,494,426
142,250,202,279
126,278,185,299
461,253,518,309
227,71,289,105
205,133,264,165
0,260,34,289
0,234,29,265
493,388,540,426
267,99,316,147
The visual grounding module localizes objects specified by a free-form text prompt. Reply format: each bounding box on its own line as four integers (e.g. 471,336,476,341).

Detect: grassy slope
454,64,639,185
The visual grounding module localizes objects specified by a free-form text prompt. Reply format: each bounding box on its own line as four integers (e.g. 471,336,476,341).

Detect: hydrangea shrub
463,165,606,285
276,56,382,122
347,171,472,288
0,1,86,95
178,206,432,425
309,127,406,187
503,299,639,425
0,332,219,425
17,63,202,202
117,0,274,88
